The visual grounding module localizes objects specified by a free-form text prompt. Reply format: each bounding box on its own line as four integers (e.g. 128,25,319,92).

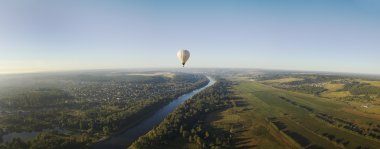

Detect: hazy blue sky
0,0,379,74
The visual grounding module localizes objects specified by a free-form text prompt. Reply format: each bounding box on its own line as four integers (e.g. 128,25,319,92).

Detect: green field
212,79,380,149
358,80,380,87
261,78,304,84
320,82,351,98
260,75,380,114
128,74,380,149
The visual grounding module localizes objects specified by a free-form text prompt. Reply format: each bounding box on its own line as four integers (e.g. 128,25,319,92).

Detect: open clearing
358,80,380,87
261,78,304,84
323,83,345,91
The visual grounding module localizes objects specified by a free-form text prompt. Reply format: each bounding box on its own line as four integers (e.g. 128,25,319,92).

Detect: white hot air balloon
177,49,190,67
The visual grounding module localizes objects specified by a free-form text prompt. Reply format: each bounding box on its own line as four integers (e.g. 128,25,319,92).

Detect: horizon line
1,67,380,76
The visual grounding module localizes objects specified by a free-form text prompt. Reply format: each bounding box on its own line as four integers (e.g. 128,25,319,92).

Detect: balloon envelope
177,49,190,67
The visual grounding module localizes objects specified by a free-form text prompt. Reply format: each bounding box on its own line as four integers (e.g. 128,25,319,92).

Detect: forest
129,79,233,149
339,81,380,95
0,72,209,149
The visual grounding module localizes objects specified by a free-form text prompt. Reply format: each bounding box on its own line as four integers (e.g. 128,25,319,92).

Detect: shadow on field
235,129,248,133
235,145,258,149
204,110,224,124
235,100,249,107
235,140,251,145
233,137,256,148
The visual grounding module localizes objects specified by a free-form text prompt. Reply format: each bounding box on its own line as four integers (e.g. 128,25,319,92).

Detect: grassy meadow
192,77,380,149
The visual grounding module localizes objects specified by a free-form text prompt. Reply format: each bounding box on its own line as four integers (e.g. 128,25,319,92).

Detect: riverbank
128,78,232,149
0,73,210,148
93,76,215,149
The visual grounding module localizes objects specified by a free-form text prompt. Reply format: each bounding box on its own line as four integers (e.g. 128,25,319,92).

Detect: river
93,76,215,149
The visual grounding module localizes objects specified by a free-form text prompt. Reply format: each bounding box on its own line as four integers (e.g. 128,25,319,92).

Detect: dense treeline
279,96,314,112
129,79,233,149
269,117,311,148
284,75,342,86
278,95,380,142
0,131,89,149
0,89,73,108
255,74,285,81
0,72,209,148
284,86,327,95
259,75,340,96
340,82,380,95
257,74,344,84
259,73,380,98
279,75,340,95
316,113,380,141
